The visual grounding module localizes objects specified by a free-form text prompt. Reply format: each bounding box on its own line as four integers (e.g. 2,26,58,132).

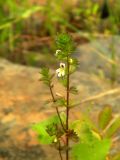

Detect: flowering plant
32,33,120,160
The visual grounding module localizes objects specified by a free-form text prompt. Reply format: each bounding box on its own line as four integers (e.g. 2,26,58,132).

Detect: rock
0,36,120,159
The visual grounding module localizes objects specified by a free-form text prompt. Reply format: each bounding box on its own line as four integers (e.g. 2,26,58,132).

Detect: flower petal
60,63,65,68
55,50,61,56
56,68,60,74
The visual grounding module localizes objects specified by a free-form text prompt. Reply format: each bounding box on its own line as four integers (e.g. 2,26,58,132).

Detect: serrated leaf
32,121,54,144
70,118,99,143
39,67,54,86
98,105,112,130
32,113,65,144
40,67,49,77
104,116,120,138
59,78,67,87
56,33,75,55
55,98,66,107
69,86,78,94
71,139,111,160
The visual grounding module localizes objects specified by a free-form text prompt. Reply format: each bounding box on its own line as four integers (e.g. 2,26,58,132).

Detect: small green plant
0,0,43,58
32,33,120,160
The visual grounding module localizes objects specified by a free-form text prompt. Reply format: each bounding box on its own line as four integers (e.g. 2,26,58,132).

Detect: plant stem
58,139,63,160
66,56,70,160
49,84,66,131
56,106,66,132
49,84,64,160
49,84,56,102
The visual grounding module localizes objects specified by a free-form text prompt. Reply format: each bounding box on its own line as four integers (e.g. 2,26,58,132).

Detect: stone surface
0,36,120,159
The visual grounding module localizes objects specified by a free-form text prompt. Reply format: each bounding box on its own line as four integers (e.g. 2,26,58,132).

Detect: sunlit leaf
92,4,99,15
71,139,111,160
32,113,65,144
70,118,98,143
0,6,43,30
21,6,43,19
104,116,120,138
98,105,112,130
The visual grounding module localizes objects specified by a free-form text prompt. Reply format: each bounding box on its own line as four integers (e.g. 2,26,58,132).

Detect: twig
49,84,66,132
90,47,118,65
46,87,120,114
55,124,63,160
58,140,63,160
56,106,66,132
66,55,70,160
49,84,65,160
70,88,120,108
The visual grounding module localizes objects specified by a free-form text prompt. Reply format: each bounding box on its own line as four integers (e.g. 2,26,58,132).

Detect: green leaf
0,18,15,30
21,6,43,19
32,120,54,144
69,86,78,94
104,116,120,138
55,98,66,107
39,67,54,86
92,4,99,15
98,105,112,130
32,113,65,144
0,6,43,30
59,78,67,87
69,58,79,74
56,33,75,55
71,139,111,160
70,118,99,143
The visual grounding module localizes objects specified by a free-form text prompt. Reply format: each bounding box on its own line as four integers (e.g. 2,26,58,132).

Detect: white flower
56,63,65,77
56,68,65,77
60,62,65,68
55,49,61,56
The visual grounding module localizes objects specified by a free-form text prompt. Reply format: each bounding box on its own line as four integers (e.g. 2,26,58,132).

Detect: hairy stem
58,139,63,160
66,56,70,160
49,84,56,102
49,84,65,160
49,84,66,132
56,106,66,132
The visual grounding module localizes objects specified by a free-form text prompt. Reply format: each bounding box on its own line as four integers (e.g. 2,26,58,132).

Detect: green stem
66,55,70,160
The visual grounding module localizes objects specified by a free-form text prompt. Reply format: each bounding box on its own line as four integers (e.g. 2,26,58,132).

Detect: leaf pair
39,68,54,86
32,113,65,144
71,117,111,160
98,105,120,138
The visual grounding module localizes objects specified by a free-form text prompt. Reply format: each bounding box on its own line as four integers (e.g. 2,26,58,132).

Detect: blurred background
0,0,120,68
0,1,120,160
